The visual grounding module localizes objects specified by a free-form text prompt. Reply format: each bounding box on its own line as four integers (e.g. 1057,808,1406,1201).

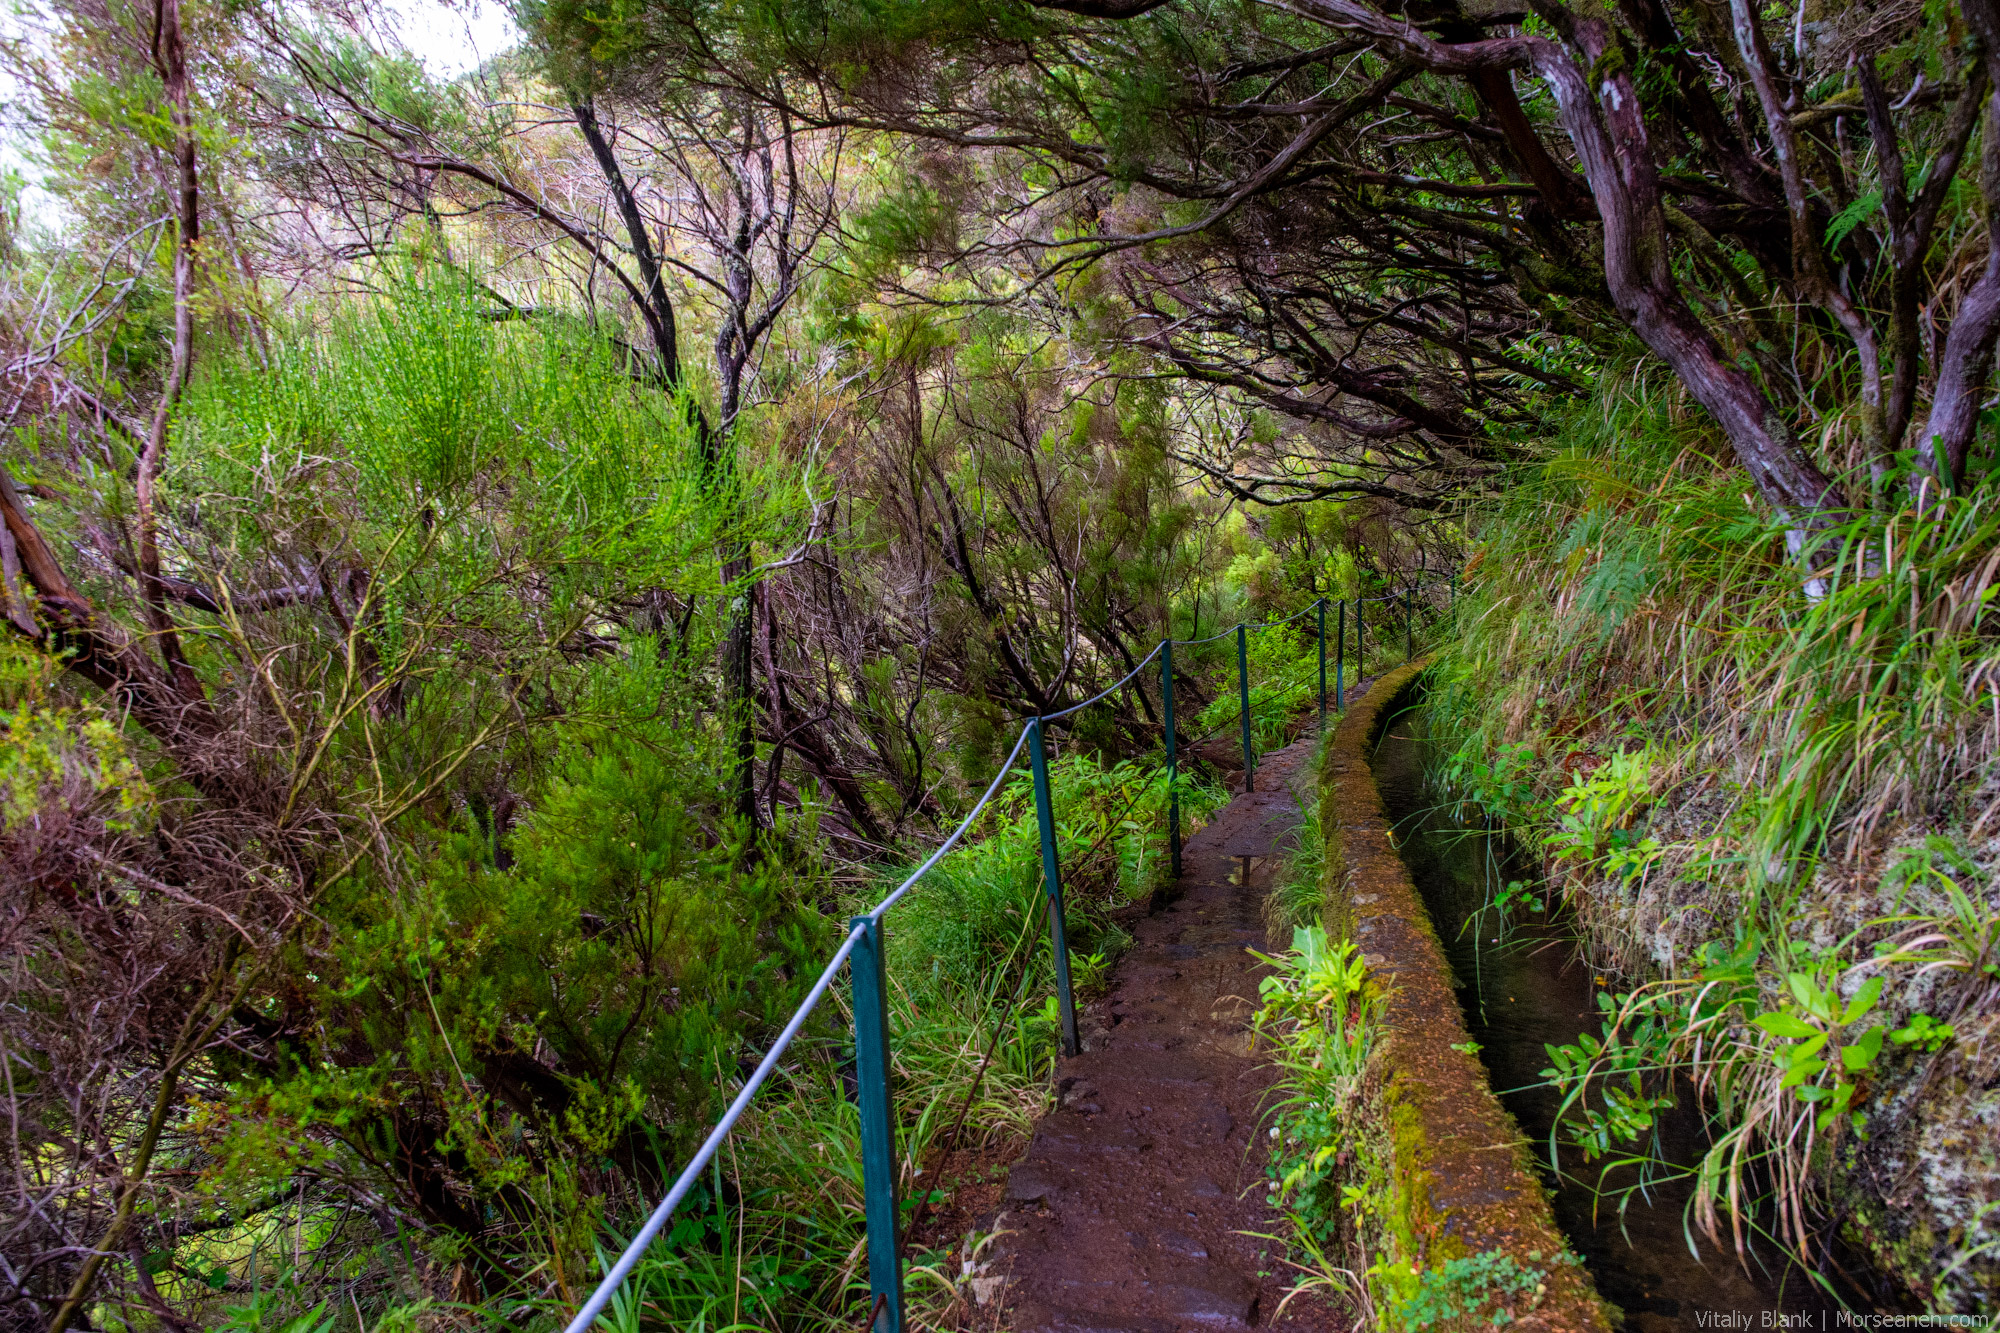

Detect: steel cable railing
1174,623,1245,646
559,577,1456,1333
1038,639,1167,722
867,723,1036,919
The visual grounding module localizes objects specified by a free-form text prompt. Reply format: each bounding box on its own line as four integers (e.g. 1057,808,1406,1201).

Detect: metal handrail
1038,639,1167,722
1237,602,1323,631
560,576,1459,1333
868,722,1035,919
1173,586,1428,648
562,924,867,1333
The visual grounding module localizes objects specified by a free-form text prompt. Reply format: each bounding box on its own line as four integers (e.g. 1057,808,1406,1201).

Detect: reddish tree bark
1293,0,1844,530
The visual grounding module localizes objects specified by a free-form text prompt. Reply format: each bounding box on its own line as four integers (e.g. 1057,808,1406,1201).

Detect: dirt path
987,733,1335,1332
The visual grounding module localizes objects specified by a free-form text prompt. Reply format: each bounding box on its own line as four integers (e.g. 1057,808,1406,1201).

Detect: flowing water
1371,705,1842,1331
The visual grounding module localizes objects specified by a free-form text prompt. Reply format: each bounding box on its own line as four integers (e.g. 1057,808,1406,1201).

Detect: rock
1006,1164,1057,1202
1153,1271,1255,1322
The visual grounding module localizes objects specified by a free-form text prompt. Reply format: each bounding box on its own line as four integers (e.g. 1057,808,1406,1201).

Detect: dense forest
1,0,1996,1326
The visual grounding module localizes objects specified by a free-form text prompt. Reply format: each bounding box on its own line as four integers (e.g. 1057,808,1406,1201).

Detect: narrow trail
989,732,1335,1332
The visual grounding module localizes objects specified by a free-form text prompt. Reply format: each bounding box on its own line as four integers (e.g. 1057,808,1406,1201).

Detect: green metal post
850,915,903,1333
1027,718,1080,1058
1405,587,1414,662
1316,598,1327,730
1335,600,1345,711
1236,624,1254,793
1162,640,1180,877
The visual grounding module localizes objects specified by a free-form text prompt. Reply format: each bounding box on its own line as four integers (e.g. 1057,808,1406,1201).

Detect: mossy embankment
1424,369,2000,1312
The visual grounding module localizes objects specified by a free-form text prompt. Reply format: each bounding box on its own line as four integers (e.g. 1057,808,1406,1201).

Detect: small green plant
1028,993,1065,1040
1072,950,1111,994
1254,928,1380,1247
1603,834,1663,880
1890,1012,1954,1053
1542,991,1679,1162
1493,879,1542,916
1751,970,1886,1134
1438,739,1538,819
1545,749,1656,870
1370,1248,1548,1328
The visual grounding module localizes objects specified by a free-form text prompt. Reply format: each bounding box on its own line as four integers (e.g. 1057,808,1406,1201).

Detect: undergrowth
1251,926,1382,1324
1428,365,2000,1311
1194,619,1330,754
270,749,1224,1333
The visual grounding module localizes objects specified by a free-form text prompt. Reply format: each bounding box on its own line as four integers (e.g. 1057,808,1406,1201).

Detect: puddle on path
1371,706,1842,1332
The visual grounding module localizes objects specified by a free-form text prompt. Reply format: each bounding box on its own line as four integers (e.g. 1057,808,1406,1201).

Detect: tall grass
1427,365,2000,1309
1267,730,1331,935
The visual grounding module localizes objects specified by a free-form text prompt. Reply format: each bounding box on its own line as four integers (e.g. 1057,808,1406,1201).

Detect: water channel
1371,703,1841,1331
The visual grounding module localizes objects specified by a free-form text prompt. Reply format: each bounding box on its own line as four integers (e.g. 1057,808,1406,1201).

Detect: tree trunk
137,0,203,701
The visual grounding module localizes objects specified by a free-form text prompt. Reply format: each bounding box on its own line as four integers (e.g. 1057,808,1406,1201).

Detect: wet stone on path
989,735,1337,1332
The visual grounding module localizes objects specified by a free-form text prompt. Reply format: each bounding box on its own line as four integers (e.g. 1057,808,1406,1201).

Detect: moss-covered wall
1320,662,1611,1332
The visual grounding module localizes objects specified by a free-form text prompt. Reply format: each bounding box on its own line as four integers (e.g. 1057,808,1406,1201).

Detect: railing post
1236,623,1254,793
1316,598,1327,730
1356,599,1365,680
1405,586,1414,663
849,915,903,1333
1161,640,1180,877
1335,600,1345,711
1027,718,1080,1058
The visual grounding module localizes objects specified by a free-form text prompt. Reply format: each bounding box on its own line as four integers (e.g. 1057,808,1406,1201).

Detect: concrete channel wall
1319,662,1612,1332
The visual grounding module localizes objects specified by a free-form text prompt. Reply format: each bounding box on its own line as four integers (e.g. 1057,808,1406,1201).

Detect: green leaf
1840,976,1884,1025
1840,1024,1885,1073
1826,189,1882,248
1780,1056,1827,1090
1787,972,1834,1020
1753,1010,1817,1039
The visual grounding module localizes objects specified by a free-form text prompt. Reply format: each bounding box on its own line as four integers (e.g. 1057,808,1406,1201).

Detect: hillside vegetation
2,0,1997,1324
1432,372,2000,1310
